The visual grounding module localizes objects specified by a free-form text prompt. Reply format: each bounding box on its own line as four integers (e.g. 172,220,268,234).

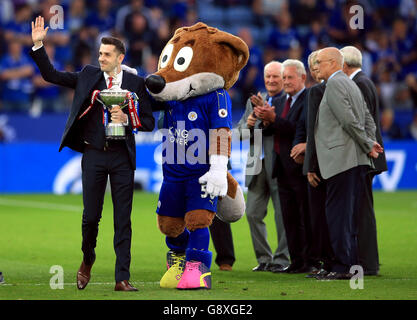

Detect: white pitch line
0,197,82,212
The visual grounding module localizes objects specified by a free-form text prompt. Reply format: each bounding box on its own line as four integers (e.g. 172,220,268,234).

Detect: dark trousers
81,142,134,282
307,177,334,270
276,160,311,268
209,216,235,266
325,166,365,273
356,170,380,273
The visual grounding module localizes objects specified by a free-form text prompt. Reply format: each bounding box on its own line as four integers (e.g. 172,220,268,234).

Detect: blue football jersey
161,89,232,181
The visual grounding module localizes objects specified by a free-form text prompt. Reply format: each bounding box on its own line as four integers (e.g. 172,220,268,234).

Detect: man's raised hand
31,16,49,47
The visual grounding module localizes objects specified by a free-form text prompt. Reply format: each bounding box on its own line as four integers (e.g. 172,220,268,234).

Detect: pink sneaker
177,261,211,290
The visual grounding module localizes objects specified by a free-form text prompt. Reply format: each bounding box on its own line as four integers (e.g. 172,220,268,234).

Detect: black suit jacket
264,88,308,178
30,46,155,169
352,71,387,173
303,81,326,175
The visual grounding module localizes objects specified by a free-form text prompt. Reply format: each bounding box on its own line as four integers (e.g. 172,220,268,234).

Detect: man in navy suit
256,59,315,273
30,16,154,291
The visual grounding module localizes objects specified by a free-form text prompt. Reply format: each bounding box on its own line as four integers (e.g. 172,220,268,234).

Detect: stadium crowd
0,0,417,140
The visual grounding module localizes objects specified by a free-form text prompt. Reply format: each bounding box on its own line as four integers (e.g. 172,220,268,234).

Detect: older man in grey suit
236,61,290,272
341,46,387,276
314,48,383,280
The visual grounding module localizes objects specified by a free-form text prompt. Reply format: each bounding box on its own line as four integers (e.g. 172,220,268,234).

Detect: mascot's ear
173,22,217,37
214,32,249,72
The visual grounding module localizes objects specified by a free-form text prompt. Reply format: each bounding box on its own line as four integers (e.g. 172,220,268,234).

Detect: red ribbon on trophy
78,90,141,131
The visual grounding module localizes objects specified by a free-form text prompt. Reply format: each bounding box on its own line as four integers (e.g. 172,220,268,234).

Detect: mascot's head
145,22,249,101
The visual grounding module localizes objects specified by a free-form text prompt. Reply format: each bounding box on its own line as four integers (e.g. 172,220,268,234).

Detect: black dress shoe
306,268,329,279
283,264,302,273
305,268,325,278
317,272,354,280
269,264,289,273
252,263,269,271
364,270,379,276
286,264,314,274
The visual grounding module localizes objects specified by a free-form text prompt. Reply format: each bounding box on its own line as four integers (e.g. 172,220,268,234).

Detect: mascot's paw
198,154,229,197
198,170,227,197
160,250,186,289
177,261,211,290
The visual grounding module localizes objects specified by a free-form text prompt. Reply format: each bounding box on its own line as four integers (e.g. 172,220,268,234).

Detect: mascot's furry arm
199,128,231,197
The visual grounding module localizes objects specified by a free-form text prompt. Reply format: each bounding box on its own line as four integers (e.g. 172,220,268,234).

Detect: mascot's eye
160,44,174,69
173,47,193,72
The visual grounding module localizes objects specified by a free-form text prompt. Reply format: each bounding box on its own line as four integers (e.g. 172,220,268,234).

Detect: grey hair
282,59,306,76
340,46,362,68
307,51,319,69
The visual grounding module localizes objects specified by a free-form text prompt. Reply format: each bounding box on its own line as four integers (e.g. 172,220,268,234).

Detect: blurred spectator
68,0,88,33
408,112,417,140
149,17,172,57
392,18,417,79
115,0,152,34
0,40,34,112
393,82,413,110
71,26,94,71
372,30,401,78
137,54,158,77
378,67,397,110
36,0,71,65
0,115,16,142
0,0,415,134
302,19,330,57
3,3,33,48
125,12,152,68
214,0,253,7
289,0,322,36
32,42,65,114
327,0,363,46
252,0,288,21
85,0,116,38
0,0,14,26
265,10,299,62
235,27,264,106
381,108,403,140
406,73,417,111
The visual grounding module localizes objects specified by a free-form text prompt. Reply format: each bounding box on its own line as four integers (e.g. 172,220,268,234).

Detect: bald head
321,47,344,66
264,61,283,96
316,47,344,81
264,61,282,74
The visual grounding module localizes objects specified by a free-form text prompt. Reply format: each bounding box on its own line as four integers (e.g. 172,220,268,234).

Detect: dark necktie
274,96,292,154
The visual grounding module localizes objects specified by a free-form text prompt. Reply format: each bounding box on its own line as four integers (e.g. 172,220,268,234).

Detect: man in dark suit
295,51,334,278
341,46,388,276
257,59,315,273
30,16,155,291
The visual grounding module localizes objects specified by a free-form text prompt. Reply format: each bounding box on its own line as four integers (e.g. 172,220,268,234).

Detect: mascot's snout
145,74,166,94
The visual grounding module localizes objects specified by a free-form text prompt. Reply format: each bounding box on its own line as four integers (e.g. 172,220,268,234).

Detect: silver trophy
98,76,130,140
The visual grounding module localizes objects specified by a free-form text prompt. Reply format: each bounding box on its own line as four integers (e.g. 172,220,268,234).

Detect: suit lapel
121,70,132,90
286,89,305,118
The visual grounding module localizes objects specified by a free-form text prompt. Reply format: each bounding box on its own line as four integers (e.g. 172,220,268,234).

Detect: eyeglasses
316,59,333,65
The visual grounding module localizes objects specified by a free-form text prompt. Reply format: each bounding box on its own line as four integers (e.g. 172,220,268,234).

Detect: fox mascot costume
145,22,249,290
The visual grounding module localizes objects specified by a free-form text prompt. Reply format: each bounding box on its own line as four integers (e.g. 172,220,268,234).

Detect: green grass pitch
0,191,416,300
